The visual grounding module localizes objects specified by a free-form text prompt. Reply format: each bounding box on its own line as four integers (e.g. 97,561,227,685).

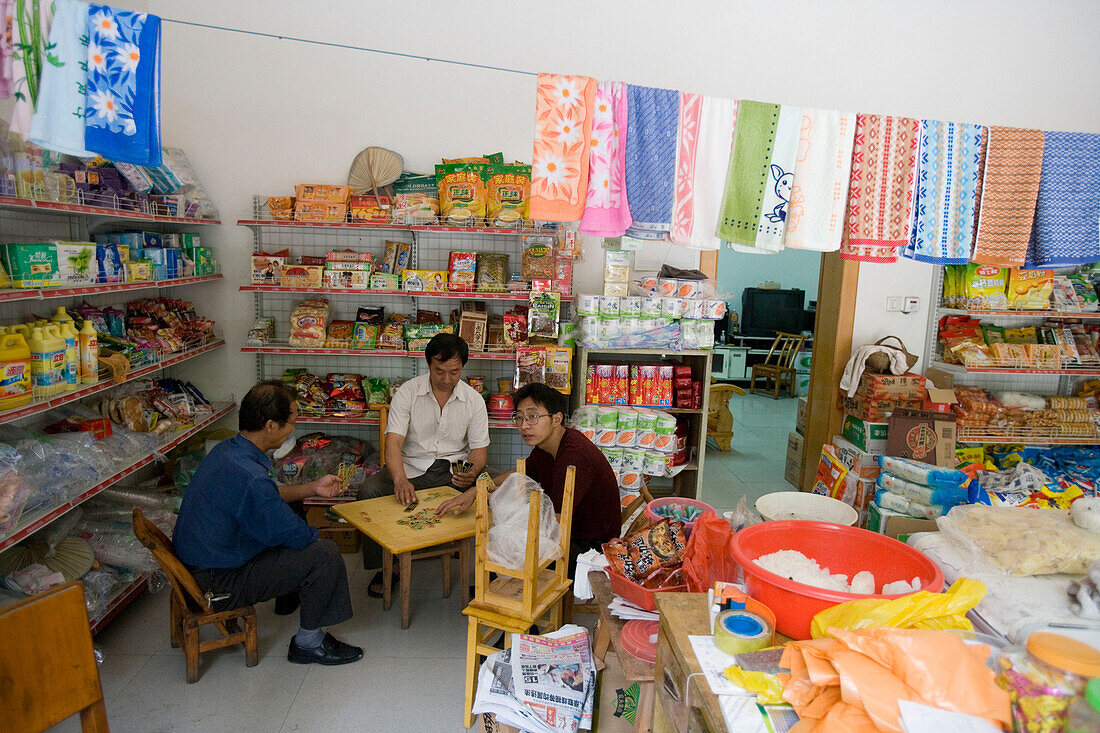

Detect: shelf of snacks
0,195,220,226
295,413,517,430
948,386,1100,446
0,337,225,426
89,572,153,635
0,401,235,553
937,307,1100,320
241,345,517,361
237,283,572,303
930,359,1100,377
238,217,556,237
38,274,222,300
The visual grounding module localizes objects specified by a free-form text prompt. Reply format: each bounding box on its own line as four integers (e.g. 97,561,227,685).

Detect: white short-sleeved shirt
386,374,491,477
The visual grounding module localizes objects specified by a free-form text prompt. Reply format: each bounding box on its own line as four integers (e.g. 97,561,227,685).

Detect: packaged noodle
485,164,531,226
435,164,488,224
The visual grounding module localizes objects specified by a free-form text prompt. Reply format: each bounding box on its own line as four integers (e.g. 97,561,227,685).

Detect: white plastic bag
488,473,562,569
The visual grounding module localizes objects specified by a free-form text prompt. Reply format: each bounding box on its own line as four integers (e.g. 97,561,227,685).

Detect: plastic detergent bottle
28,327,62,397
41,324,68,395
78,320,98,385
59,322,78,390
50,306,74,326
0,332,32,409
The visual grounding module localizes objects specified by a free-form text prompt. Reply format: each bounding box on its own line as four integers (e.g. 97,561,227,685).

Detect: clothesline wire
159,18,540,77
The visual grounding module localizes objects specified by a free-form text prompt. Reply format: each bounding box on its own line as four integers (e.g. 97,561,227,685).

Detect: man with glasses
436,382,619,571
358,333,490,597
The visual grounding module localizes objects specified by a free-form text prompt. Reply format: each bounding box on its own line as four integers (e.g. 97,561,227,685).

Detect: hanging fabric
0,0,16,99
668,91,703,245
578,81,632,236
623,84,679,240
9,0,53,136
838,114,920,263
784,108,857,252
529,73,597,222
902,120,985,265
716,100,801,254
28,0,93,157
83,6,162,166
969,126,1045,268
668,96,737,250
1022,131,1100,268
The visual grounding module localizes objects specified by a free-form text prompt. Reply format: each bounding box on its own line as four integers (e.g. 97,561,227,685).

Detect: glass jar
1067,678,1100,733
996,632,1100,732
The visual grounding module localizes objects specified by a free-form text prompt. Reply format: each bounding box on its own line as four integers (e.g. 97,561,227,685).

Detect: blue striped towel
624,85,679,240
1023,131,1100,268
903,120,985,264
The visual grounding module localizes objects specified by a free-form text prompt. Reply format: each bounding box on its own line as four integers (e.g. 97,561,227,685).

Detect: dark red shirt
525,427,620,544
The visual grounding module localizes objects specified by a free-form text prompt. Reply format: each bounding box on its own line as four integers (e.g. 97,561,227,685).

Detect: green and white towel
717,100,802,254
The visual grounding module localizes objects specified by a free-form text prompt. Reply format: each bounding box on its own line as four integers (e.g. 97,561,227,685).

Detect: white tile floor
51,393,799,732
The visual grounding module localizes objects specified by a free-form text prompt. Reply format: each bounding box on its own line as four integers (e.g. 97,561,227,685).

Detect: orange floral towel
529,73,597,222
970,126,1045,267
779,627,1011,732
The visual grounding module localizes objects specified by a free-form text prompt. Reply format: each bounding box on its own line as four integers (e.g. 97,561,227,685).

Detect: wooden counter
652,593,726,733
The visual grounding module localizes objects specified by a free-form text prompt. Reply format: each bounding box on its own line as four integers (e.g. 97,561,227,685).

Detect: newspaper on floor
608,596,659,621
471,624,596,733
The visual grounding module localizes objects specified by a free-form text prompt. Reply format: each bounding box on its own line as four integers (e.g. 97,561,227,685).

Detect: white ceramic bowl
755,491,859,526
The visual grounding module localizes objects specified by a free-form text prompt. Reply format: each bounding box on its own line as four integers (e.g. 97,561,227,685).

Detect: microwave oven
711,346,748,380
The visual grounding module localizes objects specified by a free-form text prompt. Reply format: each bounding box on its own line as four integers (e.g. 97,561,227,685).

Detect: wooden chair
749,331,806,399
462,459,576,729
708,380,747,450
2,581,108,732
132,508,258,683
372,403,389,467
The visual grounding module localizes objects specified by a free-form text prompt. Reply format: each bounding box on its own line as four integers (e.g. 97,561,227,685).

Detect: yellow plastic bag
810,578,986,639
723,665,785,706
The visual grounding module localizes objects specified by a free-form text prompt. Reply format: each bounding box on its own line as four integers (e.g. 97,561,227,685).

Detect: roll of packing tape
713,610,771,656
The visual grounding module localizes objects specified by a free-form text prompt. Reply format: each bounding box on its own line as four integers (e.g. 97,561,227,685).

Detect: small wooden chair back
1,580,108,732
473,459,573,619
372,403,389,467
132,507,211,614
763,332,806,369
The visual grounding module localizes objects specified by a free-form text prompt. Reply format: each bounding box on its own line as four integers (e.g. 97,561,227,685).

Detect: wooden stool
707,381,746,450
132,508,258,683
462,460,576,729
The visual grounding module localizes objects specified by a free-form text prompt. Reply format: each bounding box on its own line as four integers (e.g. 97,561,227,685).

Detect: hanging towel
669,96,737,250
838,114,920,263
970,126,1044,267
529,73,597,222
28,0,92,157
717,100,802,253
0,1,15,99
578,81,632,236
9,0,53,136
668,92,703,245
1023,131,1100,267
902,121,985,264
624,84,679,239
83,6,162,166
784,108,857,252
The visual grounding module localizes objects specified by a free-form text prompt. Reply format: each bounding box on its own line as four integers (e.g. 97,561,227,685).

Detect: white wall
145,0,1100,399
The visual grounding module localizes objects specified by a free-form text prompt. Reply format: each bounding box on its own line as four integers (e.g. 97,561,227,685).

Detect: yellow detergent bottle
78,320,98,385
59,322,78,390
0,332,32,410
41,325,68,396
50,306,75,327
29,327,60,398
9,323,30,344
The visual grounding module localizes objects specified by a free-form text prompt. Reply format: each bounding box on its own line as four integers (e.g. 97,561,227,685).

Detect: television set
740,288,805,338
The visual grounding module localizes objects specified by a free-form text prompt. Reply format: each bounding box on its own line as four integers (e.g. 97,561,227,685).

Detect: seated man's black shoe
287,633,363,666
274,593,300,616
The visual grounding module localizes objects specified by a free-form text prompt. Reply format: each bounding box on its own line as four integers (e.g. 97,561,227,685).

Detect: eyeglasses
510,412,550,426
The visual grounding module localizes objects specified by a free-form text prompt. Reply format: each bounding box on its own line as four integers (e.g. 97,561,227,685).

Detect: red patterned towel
970,126,1045,267
839,114,920,263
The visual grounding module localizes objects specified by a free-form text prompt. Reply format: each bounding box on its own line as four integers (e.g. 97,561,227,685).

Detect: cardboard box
796,397,807,436
294,200,347,222
840,473,877,515
857,372,925,400
923,387,958,414
305,506,361,553
323,270,371,289
785,456,803,488
251,254,285,284
3,243,59,288
280,264,324,288
294,183,351,203
370,273,400,290
459,310,488,351
401,270,448,292
55,242,97,285
843,395,923,422
866,502,939,539
887,408,957,467
830,435,881,480
841,414,889,454
786,431,804,467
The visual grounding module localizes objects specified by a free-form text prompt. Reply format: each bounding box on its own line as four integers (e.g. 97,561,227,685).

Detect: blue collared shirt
173,434,318,569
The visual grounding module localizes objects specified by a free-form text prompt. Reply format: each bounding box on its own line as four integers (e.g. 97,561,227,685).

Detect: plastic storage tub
730,520,944,639
606,568,687,611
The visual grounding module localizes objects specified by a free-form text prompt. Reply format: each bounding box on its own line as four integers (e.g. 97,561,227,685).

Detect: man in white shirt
358,333,490,596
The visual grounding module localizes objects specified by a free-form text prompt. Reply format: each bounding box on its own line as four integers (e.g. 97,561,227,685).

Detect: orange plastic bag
682,510,739,592
779,627,1011,732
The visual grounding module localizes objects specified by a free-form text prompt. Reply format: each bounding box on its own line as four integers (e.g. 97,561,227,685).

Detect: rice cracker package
485,164,531,226
435,164,488,224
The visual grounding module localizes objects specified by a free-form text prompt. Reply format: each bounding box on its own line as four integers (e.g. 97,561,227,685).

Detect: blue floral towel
84,5,161,166
1024,131,1100,268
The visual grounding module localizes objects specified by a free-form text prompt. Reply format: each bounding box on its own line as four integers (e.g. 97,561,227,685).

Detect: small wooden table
589,571,656,733
333,486,475,629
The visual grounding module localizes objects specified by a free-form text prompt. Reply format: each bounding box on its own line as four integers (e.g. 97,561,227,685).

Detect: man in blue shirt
174,380,362,666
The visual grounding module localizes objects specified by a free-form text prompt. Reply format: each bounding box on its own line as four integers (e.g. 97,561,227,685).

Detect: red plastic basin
730,520,944,640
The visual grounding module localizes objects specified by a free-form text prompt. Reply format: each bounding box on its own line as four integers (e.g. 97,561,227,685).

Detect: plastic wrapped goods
487,473,561,569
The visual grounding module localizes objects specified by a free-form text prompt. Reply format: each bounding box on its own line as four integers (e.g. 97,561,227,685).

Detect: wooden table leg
441,544,452,598
460,538,471,607
399,551,412,629
593,618,611,663
635,680,654,733
382,547,393,611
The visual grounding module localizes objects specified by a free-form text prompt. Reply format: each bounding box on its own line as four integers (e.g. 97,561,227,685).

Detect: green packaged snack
392,174,440,224
528,290,561,338
982,325,1006,345
366,377,390,405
